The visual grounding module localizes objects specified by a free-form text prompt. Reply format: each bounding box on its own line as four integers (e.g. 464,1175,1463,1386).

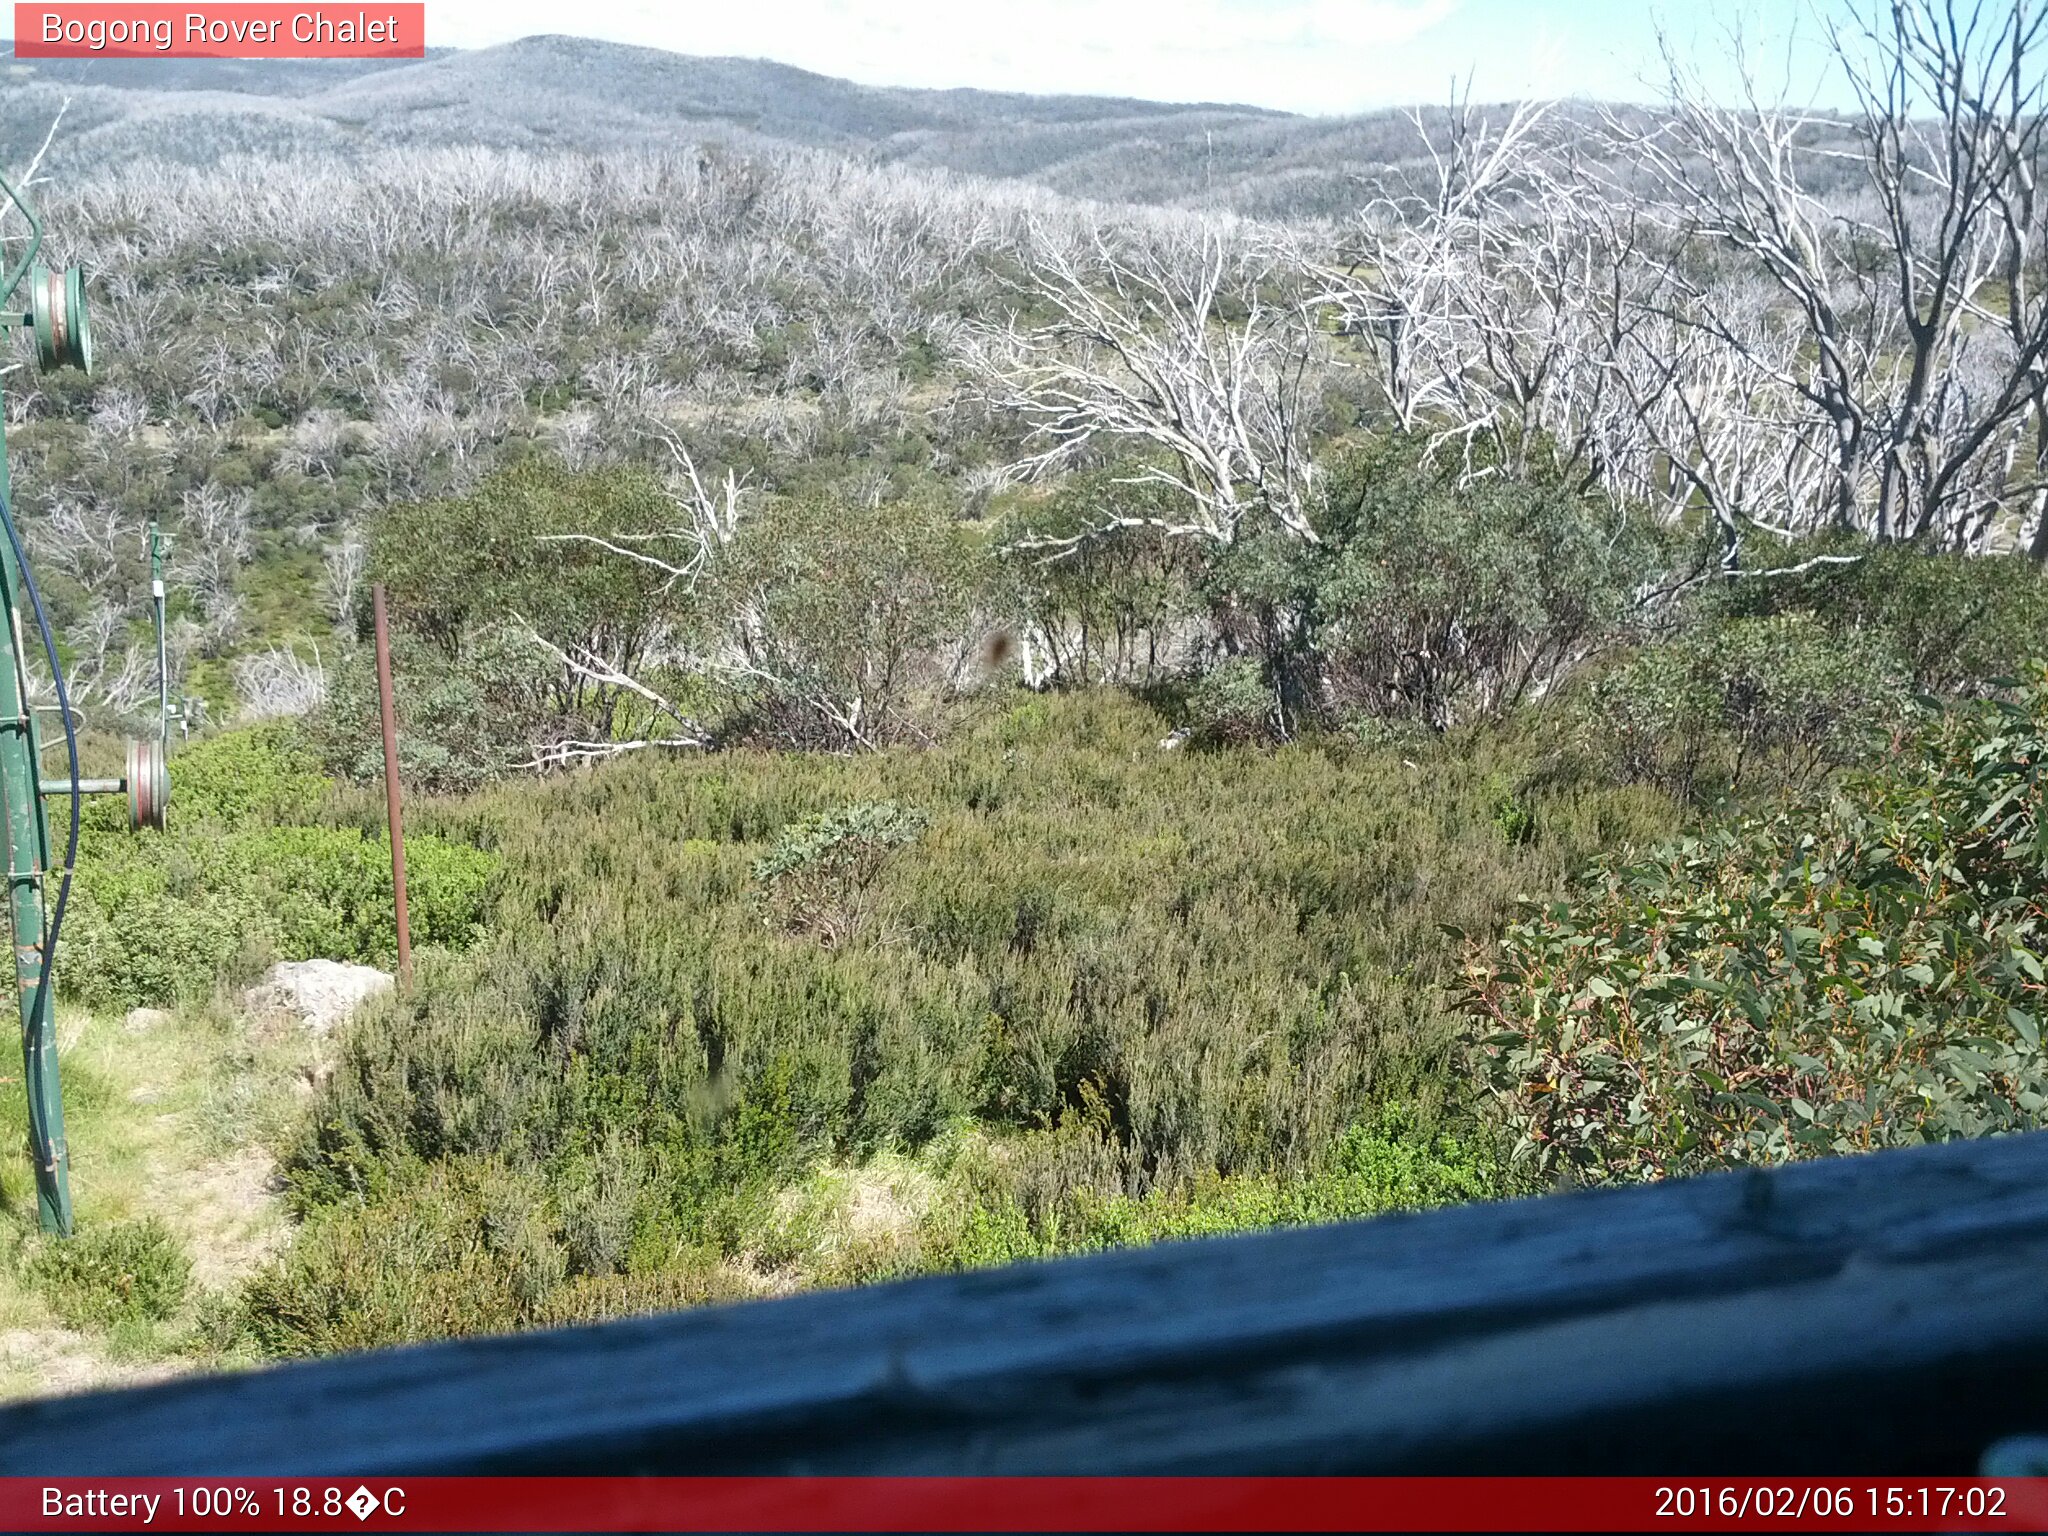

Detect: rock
123,1007,173,1033
242,959,393,1036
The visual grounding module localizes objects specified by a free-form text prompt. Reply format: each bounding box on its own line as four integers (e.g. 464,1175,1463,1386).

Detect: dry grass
0,998,314,1400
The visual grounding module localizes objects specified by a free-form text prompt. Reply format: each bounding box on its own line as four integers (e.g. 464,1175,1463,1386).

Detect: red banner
4,1478,2048,1532
13,5,425,59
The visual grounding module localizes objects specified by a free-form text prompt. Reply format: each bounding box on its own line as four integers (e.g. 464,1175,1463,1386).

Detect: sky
417,0,1838,117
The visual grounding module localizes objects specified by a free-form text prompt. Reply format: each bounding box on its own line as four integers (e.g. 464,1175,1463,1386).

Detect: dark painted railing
4,1132,2047,1475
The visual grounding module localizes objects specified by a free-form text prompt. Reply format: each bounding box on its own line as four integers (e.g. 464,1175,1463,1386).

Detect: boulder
242,959,393,1036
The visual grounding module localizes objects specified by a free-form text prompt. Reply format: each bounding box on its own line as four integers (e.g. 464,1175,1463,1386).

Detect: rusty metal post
372,584,412,988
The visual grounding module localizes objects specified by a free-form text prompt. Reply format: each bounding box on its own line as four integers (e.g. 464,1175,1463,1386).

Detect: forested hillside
1,3,2046,1390
2,36,1445,215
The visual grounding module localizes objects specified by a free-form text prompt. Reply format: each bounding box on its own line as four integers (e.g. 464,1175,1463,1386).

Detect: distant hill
0,34,1441,215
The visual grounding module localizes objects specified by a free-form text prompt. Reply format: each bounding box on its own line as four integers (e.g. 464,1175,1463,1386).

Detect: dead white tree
232,643,328,721
175,482,253,653
505,430,748,771
531,425,749,596
1838,0,2048,552
1607,266,1844,559
59,598,165,724
322,528,366,627
281,408,356,480
509,619,711,771
1611,2,2048,551
985,221,1327,549
1317,92,1559,453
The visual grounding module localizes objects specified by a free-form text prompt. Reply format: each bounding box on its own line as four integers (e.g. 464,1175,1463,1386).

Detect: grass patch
30,1218,191,1330
0,998,313,1398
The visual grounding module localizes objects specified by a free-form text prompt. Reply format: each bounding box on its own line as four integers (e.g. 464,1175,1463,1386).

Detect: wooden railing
4,1132,2047,1475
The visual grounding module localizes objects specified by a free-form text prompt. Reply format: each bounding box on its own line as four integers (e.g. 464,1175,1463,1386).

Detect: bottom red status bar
7,1477,2048,1533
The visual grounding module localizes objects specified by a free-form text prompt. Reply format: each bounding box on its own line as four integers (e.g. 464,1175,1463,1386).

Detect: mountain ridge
1,33,1446,215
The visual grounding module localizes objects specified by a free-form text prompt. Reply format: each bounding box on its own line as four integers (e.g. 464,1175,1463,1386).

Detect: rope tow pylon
2,167,169,1236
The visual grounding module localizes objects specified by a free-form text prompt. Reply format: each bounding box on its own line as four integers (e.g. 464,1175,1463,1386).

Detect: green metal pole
150,522,167,748
0,397,70,1235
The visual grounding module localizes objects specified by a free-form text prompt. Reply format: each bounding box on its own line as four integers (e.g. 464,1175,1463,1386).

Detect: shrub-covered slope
234,690,1670,1352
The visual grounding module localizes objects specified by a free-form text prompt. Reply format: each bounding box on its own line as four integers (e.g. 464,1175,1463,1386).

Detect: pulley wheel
126,738,168,832
30,262,92,375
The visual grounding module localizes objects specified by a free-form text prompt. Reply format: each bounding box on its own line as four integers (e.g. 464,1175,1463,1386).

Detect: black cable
0,481,80,1121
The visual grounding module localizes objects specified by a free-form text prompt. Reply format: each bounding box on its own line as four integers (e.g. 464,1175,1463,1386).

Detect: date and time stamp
1654,1481,2015,1522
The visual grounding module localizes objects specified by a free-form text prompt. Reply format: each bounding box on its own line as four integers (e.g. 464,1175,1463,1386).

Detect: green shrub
62,723,326,1006
710,491,991,750
250,825,496,964
915,1107,1508,1272
1185,656,1277,745
61,723,498,1010
161,723,332,828
361,459,690,779
1487,778,1536,846
238,1154,764,1356
62,824,495,1010
993,470,1200,688
302,628,536,794
529,1265,755,1330
1712,537,2048,698
1581,614,1915,803
31,1217,191,1329
1467,667,2048,1185
236,1158,564,1356
60,865,271,1012
752,800,928,947
1263,438,1669,729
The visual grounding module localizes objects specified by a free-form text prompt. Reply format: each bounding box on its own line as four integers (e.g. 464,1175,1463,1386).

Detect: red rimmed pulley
125,738,167,832
29,262,92,375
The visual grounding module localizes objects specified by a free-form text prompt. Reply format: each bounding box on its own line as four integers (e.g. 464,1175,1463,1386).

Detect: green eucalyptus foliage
1468,667,2048,1184
1183,437,1670,733
1568,535,2045,807
1306,440,1670,729
302,627,538,794
350,473,997,771
1711,536,2048,697
1185,655,1279,744
370,456,678,668
993,471,1202,688
349,458,686,776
